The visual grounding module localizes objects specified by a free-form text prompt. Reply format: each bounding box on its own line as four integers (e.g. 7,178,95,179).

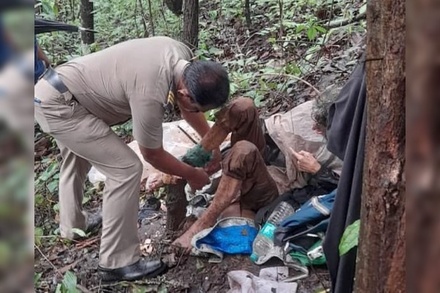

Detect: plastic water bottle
250,201,295,264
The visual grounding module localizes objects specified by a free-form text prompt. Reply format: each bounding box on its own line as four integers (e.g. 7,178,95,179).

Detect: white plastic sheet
87,120,230,186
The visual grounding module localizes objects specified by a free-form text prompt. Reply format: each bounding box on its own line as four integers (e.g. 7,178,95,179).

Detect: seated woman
170,92,342,251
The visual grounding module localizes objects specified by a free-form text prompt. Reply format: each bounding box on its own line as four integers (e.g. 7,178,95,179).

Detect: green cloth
289,240,326,266
181,144,213,167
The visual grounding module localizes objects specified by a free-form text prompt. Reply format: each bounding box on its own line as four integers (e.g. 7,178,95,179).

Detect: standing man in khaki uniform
34,37,230,282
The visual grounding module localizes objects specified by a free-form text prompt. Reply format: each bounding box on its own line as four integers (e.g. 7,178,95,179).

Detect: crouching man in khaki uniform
34,37,230,282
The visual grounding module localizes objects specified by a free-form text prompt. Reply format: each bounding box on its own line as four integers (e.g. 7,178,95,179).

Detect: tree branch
326,11,366,29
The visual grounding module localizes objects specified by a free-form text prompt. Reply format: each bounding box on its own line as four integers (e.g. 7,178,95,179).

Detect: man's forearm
144,147,194,179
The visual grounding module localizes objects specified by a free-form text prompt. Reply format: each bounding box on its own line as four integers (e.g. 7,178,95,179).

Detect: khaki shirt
56,37,193,149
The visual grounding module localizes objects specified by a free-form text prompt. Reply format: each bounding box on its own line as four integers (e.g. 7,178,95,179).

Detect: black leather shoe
71,211,102,240
98,259,167,282
85,211,102,234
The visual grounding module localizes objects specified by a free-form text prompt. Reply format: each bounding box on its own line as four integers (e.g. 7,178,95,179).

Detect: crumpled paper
227,267,298,293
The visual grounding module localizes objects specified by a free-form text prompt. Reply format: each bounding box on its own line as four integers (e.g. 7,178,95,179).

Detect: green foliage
37,0,182,64
35,157,60,199
71,228,87,238
34,227,44,246
55,271,79,293
34,272,43,287
37,0,365,109
339,219,360,256
112,120,133,137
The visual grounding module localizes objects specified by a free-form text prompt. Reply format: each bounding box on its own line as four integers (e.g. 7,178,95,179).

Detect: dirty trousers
215,97,279,211
35,79,141,269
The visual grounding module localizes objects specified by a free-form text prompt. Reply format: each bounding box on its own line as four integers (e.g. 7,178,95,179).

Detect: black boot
71,211,102,240
84,211,102,235
98,259,167,282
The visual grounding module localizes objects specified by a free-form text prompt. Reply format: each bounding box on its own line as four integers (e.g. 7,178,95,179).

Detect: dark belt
42,67,69,94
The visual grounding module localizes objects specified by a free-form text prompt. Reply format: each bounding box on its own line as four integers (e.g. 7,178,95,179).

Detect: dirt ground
35,198,330,293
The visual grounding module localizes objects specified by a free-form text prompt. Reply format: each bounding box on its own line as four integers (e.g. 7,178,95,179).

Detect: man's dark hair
183,60,230,108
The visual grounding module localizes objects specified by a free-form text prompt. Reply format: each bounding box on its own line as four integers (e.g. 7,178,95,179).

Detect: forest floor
34,0,366,292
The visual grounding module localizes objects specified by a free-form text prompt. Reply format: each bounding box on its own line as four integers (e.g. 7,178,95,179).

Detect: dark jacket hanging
323,54,367,293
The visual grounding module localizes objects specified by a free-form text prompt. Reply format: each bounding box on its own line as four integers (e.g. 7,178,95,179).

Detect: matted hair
312,86,341,129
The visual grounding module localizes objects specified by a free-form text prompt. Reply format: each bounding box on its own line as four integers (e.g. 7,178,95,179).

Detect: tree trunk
80,0,94,44
164,0,183,16
406,1,440,292
244,0,251,27
182,0,199,49
165,179,188,232
354,0,405,292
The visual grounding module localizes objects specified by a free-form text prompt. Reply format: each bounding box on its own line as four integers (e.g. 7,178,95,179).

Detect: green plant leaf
35,194,45,206
158,284,168,293
296,24,306,33
82,196,91,205
62,271,78,293
71,228,86,238
35,227,44,246
132,286,148,293
47,179,59,194
359,3,367,15
208,47,224,56
34,272,43,287
55,283,63,293
339,219,360,256
315,25,327,33
307,26,318,40
39,161,59,182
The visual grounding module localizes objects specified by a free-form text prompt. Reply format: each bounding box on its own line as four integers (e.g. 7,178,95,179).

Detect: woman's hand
290,148,321,174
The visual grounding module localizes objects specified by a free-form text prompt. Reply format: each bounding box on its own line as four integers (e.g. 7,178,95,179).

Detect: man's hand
204,148,222,175
187,167,210,191
290,148,321,174
145,173,179,193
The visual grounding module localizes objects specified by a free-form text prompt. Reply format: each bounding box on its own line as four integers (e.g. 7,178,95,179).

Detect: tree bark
182,0,199,49
80,0,94,44
165,179,188,231
354,0,405,292
147,0,155,36
244,0,251,28
164,0,183,16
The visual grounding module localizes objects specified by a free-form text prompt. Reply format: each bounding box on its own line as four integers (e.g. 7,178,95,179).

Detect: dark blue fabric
0,19,12,68
34,37,45,83
280,190,336,228
274,189,337,245
195,224,258,255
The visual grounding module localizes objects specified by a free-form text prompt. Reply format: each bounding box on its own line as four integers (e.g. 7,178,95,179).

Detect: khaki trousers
35,79,141,269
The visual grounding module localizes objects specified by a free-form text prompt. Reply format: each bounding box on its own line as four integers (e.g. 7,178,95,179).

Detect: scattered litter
162,253,177,267
227,268,298,293
185,170,222,218
138,198,162,225
140,239,154,255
